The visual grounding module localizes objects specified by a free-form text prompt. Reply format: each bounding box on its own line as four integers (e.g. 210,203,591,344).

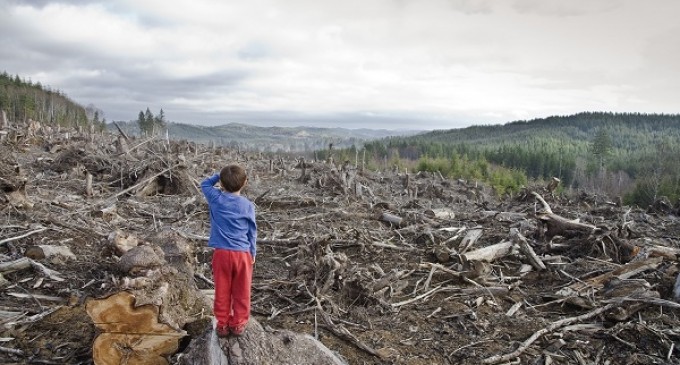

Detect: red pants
212,249,253,328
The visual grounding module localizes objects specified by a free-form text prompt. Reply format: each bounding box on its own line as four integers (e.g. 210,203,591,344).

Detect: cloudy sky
1,0,678,129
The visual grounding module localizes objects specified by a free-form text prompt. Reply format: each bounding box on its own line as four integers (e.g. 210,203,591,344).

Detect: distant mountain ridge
108,120,420,152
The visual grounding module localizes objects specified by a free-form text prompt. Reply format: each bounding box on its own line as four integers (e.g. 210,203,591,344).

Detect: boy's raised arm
200,173,221,202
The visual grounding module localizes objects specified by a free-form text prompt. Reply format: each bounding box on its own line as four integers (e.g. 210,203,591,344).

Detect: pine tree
144,107,155,135
138,110,149,135
154,108,166,130
591,127,612,168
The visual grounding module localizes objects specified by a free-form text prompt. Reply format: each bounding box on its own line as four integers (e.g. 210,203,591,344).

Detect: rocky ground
1,124,680,364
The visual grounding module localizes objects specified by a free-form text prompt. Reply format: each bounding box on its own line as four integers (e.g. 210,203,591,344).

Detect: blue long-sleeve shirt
200,174,257,258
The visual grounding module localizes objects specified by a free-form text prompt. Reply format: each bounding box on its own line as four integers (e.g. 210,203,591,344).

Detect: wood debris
0,118,679,364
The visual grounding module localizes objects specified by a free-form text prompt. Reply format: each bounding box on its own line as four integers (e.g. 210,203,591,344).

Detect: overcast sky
1,0,678,129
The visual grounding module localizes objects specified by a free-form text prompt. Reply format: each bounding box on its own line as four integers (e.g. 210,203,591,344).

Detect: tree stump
179,319,347,365
86,292,186,365
88,229,211,363
0,149,33,208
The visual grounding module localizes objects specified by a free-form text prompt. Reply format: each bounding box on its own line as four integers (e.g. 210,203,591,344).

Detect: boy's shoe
229,323,247,336
216,325,230,338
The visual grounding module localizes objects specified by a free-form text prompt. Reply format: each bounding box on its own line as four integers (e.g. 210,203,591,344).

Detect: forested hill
361,112,680,205
0,71,99,128
405,112,679,151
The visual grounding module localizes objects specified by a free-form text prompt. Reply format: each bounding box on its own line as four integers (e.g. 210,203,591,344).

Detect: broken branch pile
1,118,680,364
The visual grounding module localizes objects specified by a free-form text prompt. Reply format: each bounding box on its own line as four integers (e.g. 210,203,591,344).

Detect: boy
201,165,257,337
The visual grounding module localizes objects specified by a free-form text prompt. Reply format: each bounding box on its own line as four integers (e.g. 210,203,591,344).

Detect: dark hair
220,165,247,192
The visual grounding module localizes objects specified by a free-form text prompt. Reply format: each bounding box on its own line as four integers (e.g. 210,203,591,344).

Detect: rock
179,319,347,365
118,245,165,274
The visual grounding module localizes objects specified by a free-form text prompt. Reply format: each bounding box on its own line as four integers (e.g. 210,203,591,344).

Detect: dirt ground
1,128,680,364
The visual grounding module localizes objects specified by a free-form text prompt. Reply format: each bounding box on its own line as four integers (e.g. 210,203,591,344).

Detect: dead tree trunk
0,109,7,129
537,213,596,240
463,240,515,262
298,157,307,182
85,172,94,197
546,177,560,194
117,135,129,154
533,190,595,239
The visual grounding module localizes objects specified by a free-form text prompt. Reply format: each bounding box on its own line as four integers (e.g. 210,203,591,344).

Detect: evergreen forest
0,71,100,128
337,112,680,207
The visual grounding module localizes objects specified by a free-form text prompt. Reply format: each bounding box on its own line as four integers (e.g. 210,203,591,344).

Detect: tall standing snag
0,109,7,129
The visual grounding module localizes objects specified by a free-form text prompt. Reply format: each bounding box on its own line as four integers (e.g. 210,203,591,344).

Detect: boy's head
220,165,247,193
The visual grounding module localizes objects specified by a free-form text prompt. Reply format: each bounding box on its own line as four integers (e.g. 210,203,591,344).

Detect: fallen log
629,238,680,260
510,229,546,271
494,211,528,222
424,208,456,220
24,245,76,263
537,212,596,240
458,228,483,254
378,212,403,227
463,240,515,262
0,257,64,282
557,256,663,297
456,229,544,277
532,186,596,240
7,292,65,303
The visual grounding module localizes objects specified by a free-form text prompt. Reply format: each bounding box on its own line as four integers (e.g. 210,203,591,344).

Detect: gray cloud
7,0,90,7
1,0,678,129
237,41,272,61
446,0,495,14
511,0,624,17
